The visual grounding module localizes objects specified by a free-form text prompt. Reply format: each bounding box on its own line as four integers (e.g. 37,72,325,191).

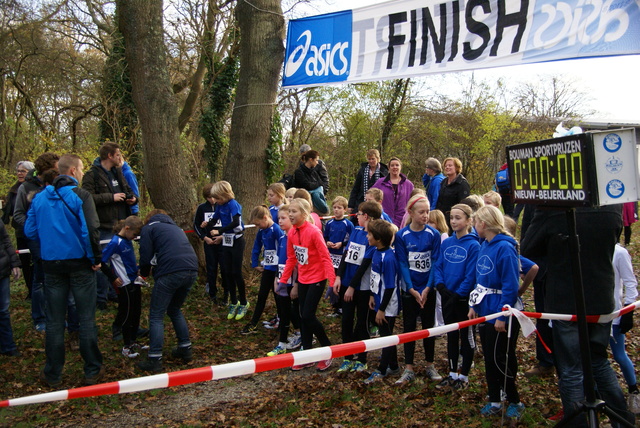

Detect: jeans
43,268,102,382
27,239,45,327
609,324,637,388
553,320,635,427
148,270,196,359
16,236,33,295
309,187,329,214
0,276,17,353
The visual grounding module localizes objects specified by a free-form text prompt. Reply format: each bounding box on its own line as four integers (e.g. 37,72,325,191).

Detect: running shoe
122,347,139,359
351,361,368,373
317,359,332,371
286,333,302,350
452,378,469,390
364,370,384,384
226,303,238,320
395,369,416,385
385,367,401,376
337,360,354,373
436,375,456,389
480,403,503,417
267,345,286,357
291,362,314,371
506,402,525,420
425,364,443,381
241,323,258,335
235,302,250,320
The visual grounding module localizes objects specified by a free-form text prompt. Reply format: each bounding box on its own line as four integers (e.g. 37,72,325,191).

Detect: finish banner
282,0,640,88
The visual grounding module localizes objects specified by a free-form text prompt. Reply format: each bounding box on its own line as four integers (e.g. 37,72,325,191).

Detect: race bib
468,284,502,306
345,242,366,266
408,251,431,273
370,271,381,294
330,253,342,269
263,250,278,266
204,212,215,222
222,233,235,247
294,245,309,265
278,264,292,285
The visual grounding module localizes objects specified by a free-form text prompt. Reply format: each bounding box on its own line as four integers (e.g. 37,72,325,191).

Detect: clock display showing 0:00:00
511,152,584,191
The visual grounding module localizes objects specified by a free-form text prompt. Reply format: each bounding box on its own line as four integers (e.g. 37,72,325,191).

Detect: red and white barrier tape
2,302,635,408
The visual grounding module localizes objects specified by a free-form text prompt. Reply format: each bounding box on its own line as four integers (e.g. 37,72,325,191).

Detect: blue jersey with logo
370,247,400,317
212,199,244,235
395,224,440,293
434,233,480,297
340,226,375,290
324,217,354,256
251,223,284,272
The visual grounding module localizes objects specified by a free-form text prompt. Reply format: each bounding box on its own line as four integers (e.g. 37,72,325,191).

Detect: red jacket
281,221,335,286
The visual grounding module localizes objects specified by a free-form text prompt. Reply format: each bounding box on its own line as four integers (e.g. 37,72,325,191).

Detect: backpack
495,168,510,192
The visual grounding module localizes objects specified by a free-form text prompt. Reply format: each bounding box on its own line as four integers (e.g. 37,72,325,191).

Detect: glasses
16,169,28,174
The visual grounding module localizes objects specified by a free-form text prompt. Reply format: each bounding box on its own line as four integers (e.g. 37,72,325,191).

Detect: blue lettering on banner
283,11,352,87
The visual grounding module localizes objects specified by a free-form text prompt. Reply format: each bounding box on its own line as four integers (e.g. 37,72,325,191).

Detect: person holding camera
82,142,138,312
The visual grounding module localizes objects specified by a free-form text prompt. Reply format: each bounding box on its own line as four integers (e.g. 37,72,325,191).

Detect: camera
125,193,134,200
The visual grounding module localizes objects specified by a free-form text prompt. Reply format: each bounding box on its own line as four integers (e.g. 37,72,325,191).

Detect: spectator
371,157,414,227
348,149,388,215
521,205,635,426
2,160,34,299
293,150,329,214
120,155,140,215
0,222,21,356
25,154,104,388
81,142,137,311
422,157,445,209
137,209,198,373
435,157,471,229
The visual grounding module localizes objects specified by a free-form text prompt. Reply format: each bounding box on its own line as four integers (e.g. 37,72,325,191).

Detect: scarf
362,164,381,197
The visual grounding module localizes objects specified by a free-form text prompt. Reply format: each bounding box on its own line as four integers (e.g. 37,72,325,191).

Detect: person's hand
420,287,430,307
620,312,634,334
126,196,137,205
254,266,264,273
112,277,124,287
334,242,342,250
344,286,354,302
91,263,101,271
468,307,477,320
204,236,214,245
494,319,506,333
375,309,386,325
327,241,335,249
113,193,126,202
369,295,375,311
291,284,299,300
212,235,223,245
11,267,21,280
333,277,341,295
211,230,220,236
200,220,208,228
409,288,423,307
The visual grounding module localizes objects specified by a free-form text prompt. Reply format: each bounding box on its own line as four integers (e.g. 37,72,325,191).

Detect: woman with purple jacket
371,157,414,227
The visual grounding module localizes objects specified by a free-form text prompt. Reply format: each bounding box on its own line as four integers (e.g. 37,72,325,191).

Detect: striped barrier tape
1,302,636,407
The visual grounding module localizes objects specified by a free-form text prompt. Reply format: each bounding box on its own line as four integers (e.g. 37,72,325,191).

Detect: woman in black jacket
348,149,388,215
293,150,329,214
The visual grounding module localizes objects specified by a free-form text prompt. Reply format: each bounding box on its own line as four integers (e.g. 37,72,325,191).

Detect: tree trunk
117,0,197,229
224,0,284,214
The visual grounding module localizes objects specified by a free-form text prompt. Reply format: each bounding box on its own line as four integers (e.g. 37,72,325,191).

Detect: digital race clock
506,134,599,207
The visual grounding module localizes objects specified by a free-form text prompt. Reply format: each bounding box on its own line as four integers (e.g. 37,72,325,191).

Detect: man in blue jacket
25,154,103,389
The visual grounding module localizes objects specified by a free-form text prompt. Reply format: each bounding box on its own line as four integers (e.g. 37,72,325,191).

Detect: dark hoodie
139,214,198,279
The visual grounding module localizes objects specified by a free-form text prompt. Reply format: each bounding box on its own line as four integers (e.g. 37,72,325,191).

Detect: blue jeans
43,268,102,382
309,187,329,214
553,320,634,427
609,324,637,388
148,271,196,358
0,276,16,353
27,239,45,327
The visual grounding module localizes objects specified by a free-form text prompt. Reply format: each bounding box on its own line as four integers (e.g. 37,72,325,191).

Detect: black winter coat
81,159,134,230
0,222,21,277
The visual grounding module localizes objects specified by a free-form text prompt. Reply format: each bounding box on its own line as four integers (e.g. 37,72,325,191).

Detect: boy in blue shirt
364,219,401,384
324,196,354,316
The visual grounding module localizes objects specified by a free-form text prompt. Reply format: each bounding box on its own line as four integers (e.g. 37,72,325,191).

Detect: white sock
449,372,459,379
458,374,468,382
491,402,502,408
278,342,287,348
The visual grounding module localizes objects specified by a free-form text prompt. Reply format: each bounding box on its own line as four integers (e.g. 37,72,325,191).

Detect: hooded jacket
371,173,414,227
471,233,519,323
81,157,134,229
433,232,480,297
12,170,44,236
139,213,198,279
24,175,102,270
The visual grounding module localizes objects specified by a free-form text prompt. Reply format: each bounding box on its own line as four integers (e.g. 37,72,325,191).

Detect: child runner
333,201,383,374
400,188,427,228
280,198,335,371
468,205,524,420
242,205,284,334
482,191,502,209
267,206,302,355
193,183,225,304
267,183,287,223
433,203,480,390
364,219,402,384
293,188,322,228
210,181,249,321
324,196,354,316
611,243,640,413
394,195,442,385
101,215,146,358
428,209,449,242
285,187,297,204
365,188,393,223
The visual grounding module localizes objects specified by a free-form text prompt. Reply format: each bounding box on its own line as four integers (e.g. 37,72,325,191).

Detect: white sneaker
425,364,443,381
122,347,139,358
628,391,640,414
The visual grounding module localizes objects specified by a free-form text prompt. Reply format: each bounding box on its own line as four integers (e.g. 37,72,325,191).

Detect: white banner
283,0,640,88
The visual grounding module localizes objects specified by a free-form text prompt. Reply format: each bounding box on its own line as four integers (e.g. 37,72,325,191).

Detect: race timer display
506,134,598,207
